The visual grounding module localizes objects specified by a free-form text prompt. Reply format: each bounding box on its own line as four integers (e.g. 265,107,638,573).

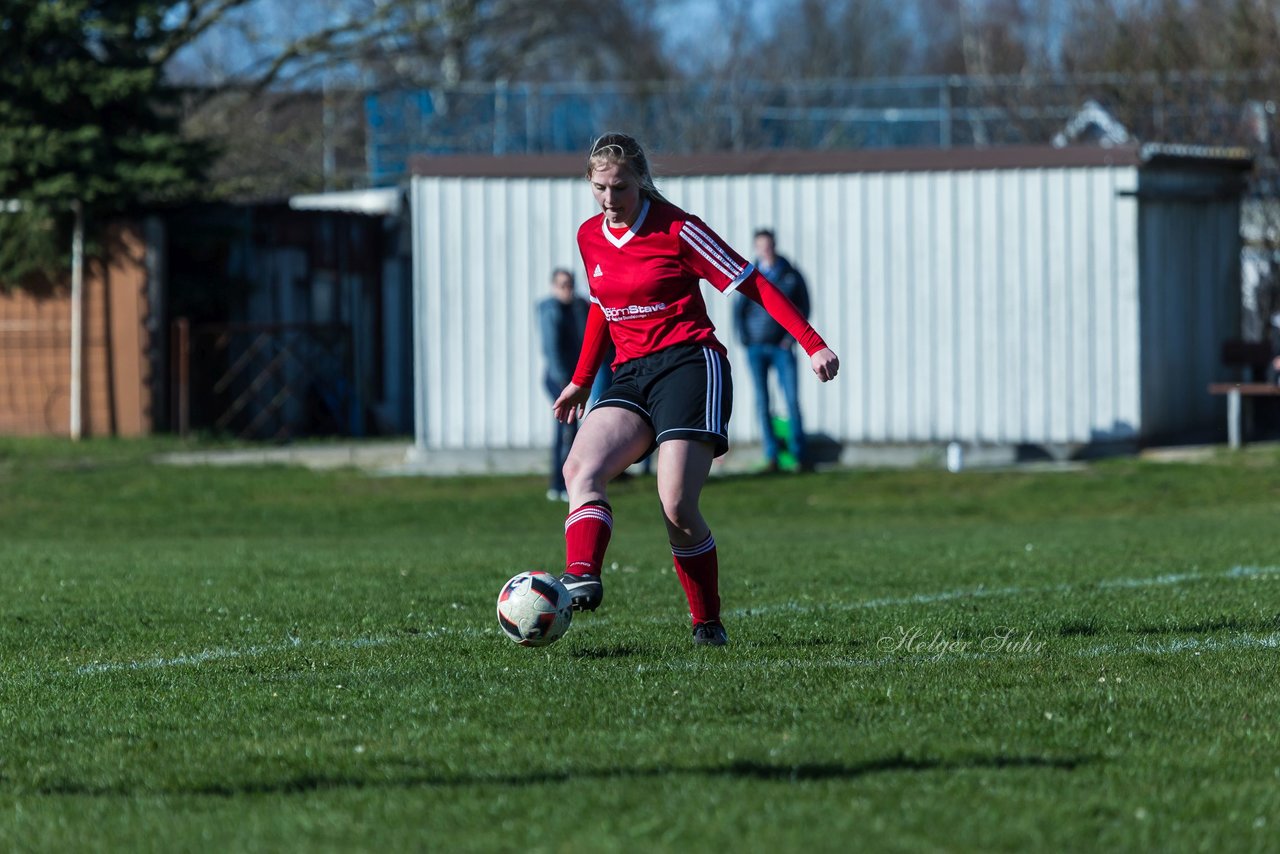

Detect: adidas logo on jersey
593,264,603,278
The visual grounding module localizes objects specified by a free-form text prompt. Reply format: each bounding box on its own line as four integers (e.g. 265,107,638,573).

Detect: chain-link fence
173,321,362,440
0,317,70,435
365,71,1279,181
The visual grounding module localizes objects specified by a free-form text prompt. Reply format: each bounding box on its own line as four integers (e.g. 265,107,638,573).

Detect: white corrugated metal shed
408,145,1250,460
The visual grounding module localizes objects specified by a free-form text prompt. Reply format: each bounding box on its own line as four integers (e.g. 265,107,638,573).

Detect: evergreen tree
0,0,215,283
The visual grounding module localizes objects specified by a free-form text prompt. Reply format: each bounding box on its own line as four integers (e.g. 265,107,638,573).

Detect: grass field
1,437,1278,852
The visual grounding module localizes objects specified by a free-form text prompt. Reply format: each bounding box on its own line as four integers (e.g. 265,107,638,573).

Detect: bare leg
563,407,653,510
655,439,716,547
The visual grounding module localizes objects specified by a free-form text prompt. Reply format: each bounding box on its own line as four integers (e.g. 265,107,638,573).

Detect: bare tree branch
155,0,259,66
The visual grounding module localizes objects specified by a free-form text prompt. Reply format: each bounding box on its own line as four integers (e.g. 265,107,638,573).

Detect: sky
651,0,779,40
170,0,784,84
651,0,781,71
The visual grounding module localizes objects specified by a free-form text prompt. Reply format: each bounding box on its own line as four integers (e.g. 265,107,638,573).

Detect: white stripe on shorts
703,348,722,434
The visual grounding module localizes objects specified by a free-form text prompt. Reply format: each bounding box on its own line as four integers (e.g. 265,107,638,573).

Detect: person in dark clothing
539,268,591,500
733,229,812,472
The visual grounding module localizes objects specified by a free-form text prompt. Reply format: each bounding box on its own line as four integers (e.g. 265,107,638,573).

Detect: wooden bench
1208,340,1279,448
1208,383,1280,448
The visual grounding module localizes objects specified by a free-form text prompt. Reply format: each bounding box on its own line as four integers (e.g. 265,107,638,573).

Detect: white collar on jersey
601,197,651,248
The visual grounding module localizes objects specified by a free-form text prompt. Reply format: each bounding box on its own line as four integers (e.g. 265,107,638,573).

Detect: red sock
565,501,612,576
671,533,720,624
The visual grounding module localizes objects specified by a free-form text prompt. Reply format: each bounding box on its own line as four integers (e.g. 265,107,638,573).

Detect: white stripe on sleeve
682,221,743,274
724,262,755,294
679,223,743,282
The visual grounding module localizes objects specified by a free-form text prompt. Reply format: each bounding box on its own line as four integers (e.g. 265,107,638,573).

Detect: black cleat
559,573,603,612
692,620,729,646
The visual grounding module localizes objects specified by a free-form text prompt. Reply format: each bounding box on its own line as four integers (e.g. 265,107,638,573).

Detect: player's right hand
553,382,591,424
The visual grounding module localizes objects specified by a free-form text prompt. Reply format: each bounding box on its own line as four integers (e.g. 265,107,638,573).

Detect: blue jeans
546,375,578,492
589,364,612,408
746,343,806,464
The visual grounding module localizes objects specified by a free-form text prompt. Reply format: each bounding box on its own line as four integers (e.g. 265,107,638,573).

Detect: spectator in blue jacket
539,269,592,500
734,230,812,472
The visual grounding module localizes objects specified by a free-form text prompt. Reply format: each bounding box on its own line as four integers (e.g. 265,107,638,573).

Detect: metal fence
366,71,1278,182
172,320,362,440
0,318,70,435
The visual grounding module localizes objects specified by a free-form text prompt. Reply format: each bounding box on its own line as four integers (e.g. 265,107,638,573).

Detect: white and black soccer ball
496,571,573,647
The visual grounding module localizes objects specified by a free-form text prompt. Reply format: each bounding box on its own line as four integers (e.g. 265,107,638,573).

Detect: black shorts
590,344,733,457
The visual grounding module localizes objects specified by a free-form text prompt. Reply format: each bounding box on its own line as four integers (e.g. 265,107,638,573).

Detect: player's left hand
553,382,592,424
811,348,839,382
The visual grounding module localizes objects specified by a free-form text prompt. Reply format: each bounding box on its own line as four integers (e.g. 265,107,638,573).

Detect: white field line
73,627,485,675
75,641,302,673
721,564,1280,619
1083,632,1280,657
638,631,1280,673
71,565,1280,676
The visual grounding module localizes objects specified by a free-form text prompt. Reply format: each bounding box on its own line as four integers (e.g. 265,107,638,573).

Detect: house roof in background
289,187,402,216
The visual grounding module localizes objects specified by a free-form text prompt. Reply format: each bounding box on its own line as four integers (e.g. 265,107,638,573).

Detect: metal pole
526,83,538,153
69,200,84,440
172,317,190,438
940,79,953,148
493,78,508,155
323,75,336,191
363,73,377,184
1227,387,1241,449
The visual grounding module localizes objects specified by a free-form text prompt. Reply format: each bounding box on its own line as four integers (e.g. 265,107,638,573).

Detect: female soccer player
553,132,839,646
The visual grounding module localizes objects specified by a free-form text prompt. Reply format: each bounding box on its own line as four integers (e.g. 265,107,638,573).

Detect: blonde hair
586,132,670,205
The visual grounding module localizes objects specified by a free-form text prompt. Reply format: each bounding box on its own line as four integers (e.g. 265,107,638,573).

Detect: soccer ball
496,571,573,646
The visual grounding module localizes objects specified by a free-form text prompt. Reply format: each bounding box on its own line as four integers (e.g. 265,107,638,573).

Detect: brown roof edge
651,145,1150,174
409,145,1155,178
409,143,1253,179
409,153,584,178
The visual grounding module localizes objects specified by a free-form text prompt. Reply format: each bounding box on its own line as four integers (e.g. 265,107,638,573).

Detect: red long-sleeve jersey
571,198,827,387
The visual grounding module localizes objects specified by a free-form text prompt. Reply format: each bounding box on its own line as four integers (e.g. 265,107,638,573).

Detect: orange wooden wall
0,224,152,437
